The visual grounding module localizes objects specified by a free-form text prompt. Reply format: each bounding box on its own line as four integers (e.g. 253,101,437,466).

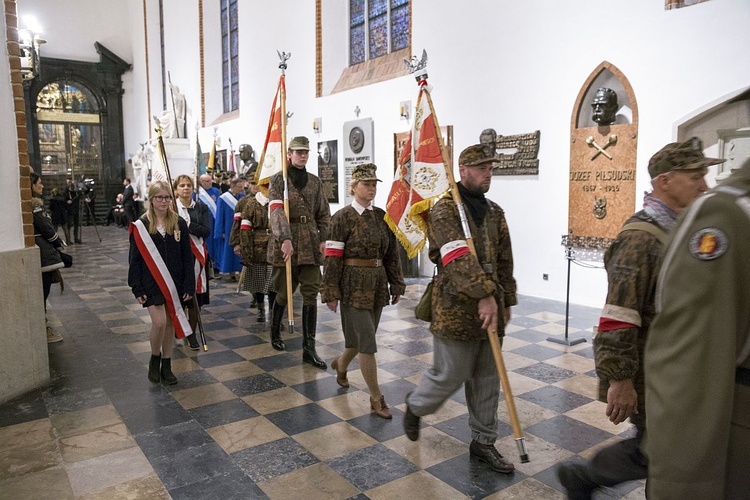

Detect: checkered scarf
643,193,678,231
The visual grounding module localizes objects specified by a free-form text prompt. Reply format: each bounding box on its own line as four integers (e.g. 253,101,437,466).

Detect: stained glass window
221,0,239,113
350,0,409,65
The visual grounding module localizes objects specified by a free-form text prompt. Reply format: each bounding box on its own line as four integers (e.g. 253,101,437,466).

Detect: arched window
349,0,410,66
221,0,239,113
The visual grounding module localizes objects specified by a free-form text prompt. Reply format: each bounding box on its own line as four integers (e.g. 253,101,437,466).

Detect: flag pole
278,51,295,335
410,54,529,463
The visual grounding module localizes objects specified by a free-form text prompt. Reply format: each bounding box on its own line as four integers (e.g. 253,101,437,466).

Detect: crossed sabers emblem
586,134,617,160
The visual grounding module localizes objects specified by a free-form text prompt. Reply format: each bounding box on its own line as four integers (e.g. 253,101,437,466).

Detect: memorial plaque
343,118,374,205
318,140,339,203
566,61,639,249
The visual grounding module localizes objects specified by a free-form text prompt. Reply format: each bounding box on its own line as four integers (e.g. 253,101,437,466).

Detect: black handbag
58,249,73,268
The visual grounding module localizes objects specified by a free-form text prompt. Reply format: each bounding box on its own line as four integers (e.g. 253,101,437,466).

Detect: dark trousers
587,426,648,488
42,271,55,310
124,202,135,225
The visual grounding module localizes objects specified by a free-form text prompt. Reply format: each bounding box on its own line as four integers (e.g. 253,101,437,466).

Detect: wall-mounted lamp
19,28,46,81
400,101,411,120
312,117,322,134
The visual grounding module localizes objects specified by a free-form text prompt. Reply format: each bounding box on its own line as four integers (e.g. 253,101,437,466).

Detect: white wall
1,4,24,252
17,0,750,308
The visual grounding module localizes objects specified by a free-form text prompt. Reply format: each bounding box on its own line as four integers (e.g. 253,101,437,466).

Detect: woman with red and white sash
129,181,194,384
173,175,212,350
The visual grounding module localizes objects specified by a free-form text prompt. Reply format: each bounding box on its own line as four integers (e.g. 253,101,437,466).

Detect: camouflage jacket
229,193,270,264
320,205,406,309
428,196,517,341
267,171,330,267
595,210,666,426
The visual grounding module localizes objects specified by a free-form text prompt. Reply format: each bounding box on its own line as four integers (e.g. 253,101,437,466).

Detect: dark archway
24,43,131,223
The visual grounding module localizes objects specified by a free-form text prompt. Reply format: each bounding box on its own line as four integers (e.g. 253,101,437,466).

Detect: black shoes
160,357,178,385
403,393,421,441
186,334,200,351
148,354,161,383
469,440,515,474
555,463,596,500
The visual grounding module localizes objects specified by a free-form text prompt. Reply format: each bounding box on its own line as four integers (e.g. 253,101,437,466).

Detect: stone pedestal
0,247,50,403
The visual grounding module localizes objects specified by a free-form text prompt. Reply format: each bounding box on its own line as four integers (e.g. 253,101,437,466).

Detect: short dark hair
30,172,40,185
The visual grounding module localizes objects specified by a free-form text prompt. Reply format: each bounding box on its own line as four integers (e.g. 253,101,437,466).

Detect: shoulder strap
619,221,667,244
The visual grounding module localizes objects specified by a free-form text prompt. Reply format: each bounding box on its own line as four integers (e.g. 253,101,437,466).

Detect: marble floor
0,225,646,499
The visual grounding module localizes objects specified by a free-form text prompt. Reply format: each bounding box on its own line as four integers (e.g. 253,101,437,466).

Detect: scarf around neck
288,166,308,190
457,182,488,226
643,193,679,231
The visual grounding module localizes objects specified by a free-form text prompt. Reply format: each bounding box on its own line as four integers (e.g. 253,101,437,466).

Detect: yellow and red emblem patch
688,228,727,260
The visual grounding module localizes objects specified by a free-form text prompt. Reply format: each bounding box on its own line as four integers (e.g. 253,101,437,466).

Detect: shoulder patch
688,228,728,260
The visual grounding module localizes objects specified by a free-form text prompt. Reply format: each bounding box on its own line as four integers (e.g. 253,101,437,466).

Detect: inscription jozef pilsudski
565,63,639,250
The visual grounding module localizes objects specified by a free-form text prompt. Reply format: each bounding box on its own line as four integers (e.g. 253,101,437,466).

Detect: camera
74,178,95,193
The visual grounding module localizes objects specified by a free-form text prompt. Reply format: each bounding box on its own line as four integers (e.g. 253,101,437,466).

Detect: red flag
255,76,285,194
385,85,450,258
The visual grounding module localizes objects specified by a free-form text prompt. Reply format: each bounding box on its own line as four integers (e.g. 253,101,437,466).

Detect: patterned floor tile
0,226,647,498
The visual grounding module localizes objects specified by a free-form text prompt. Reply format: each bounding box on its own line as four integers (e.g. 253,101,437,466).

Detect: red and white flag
385,85,450,258
255,76,286,195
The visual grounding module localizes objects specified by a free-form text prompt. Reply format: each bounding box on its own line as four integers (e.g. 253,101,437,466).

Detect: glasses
152,195,172,202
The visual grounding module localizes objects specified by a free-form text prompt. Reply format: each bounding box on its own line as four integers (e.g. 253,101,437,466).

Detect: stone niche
565,61,639,251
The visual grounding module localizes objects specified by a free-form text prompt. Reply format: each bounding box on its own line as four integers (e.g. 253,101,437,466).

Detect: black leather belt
289,216,308,224
737,367,750,386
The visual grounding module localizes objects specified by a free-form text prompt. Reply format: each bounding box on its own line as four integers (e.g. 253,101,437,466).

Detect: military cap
458,144,496,167
352,163,381,182
648,137,725,178
288,136,310,151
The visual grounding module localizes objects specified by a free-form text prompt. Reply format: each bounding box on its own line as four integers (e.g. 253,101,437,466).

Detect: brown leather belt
288,216,308,224
343,258,382,268
253,228,271,234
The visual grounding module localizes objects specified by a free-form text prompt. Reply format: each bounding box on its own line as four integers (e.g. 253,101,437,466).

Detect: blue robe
199,186,220,265
214,190,244,273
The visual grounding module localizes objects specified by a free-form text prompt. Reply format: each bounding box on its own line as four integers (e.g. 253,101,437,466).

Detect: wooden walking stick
410,55,529,463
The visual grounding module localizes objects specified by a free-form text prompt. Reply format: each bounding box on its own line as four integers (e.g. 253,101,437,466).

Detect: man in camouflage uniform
403,144,518,474
268,136,330,368
557,137,723,499
230,168,275,323
645,157,750,500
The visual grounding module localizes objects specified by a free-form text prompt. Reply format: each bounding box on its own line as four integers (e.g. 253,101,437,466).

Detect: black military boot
148,354,161,383
160,357,178,385
268,292,283,331
270,301,286,351
302,305,326,369
255,293,266,322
